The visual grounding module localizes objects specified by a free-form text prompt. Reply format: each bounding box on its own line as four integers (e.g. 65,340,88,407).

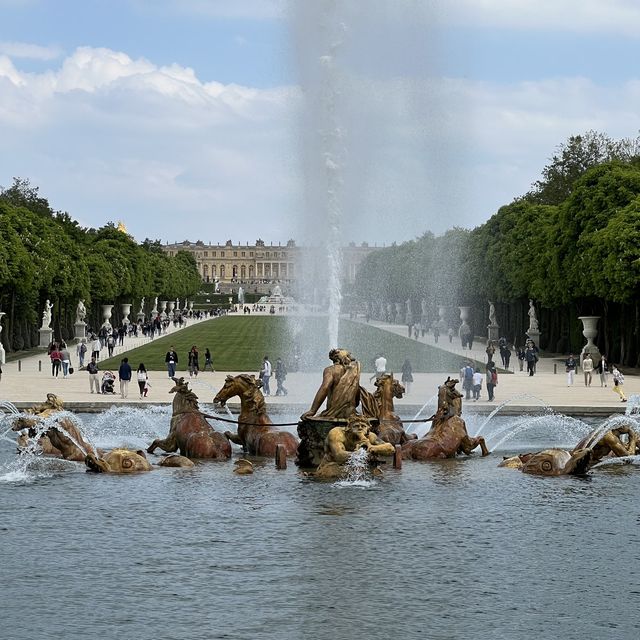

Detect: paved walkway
0,315,636,415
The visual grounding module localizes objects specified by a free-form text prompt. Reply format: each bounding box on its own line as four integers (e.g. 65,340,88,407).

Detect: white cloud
437,0,640,36
1,44,640,245
0,40,62,60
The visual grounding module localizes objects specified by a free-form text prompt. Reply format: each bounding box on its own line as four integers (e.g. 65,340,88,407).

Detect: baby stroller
101,371,116,394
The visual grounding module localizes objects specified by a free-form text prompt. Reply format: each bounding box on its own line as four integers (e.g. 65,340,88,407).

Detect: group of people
164,346,214,379
565,352,627,401
461,360,498,402
258,355,288,396
47,341,72,378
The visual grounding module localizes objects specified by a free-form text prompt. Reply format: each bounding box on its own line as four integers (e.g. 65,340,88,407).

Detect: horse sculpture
213,374,298,457
359,373,417,445
402,377,489,460
147,378,231,459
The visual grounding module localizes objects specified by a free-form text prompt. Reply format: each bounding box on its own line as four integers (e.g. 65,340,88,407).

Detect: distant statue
273,285,282,297
42,299,53,329
238,287,245,305
301,348,361,420
175,298,180,312
152,297,158,313
488,301,497,326
138,297,145,315
528,299,539,332
75,299,87,324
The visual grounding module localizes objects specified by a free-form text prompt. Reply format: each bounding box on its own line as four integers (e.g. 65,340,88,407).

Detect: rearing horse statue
214,374,299,457
402,377,489,460
147,377,231,459
360,373,417,445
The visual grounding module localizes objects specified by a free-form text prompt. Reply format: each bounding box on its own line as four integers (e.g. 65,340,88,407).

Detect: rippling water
1,407,640,640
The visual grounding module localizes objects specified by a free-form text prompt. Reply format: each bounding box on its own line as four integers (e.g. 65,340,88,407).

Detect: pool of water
1,406,640,640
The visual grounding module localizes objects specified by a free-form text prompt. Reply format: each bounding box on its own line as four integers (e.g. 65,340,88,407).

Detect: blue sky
1,0,640,244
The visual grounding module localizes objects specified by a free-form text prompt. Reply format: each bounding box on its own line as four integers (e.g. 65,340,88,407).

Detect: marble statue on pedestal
42,300,53,329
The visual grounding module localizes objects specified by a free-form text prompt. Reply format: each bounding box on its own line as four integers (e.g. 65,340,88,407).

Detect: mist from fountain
334,447,377,487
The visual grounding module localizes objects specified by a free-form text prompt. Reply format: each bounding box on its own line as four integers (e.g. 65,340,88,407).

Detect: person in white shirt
370,354,387,382
472,369,483,400
91,336,101,362
260,356,272,396
582,352,594,387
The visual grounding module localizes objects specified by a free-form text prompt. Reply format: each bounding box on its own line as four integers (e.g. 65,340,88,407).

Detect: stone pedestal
527,330,540,348
39,327,53,348
137,312,145,323
297,418,344,469
74,322,86,341
487,324,499,341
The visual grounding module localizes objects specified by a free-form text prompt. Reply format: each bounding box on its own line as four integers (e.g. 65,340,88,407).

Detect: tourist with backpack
461,362,474,400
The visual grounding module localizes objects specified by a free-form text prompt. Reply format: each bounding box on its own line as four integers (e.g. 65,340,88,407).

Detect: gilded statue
301,348,362,420
315,414,395,479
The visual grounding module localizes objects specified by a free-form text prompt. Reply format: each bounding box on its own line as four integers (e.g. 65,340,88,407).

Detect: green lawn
97,316,481,373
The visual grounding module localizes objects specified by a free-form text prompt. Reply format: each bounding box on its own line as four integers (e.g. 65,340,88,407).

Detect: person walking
136,363,148,399
565,354,577,386
260,355,272,396
461,362,474,400
525,344,538,376
611,365,627,402
87,357,100,393
91,335,101,362
485,341,496,364
188,346,199,377
118,357,132,399
275,357,288,396
203,348,214,371
582,352,594,387
472,368,483,401
106,333,115,357
597,354,609,387
401,358,413,394
517,346,525,372
77,339,87,368
60,343,71,378
370,353,387,382
486,362,498,401
165,346,178,378
50,344,62,378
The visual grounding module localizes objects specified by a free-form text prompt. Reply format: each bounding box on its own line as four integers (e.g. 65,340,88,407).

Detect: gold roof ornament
116,220,128,234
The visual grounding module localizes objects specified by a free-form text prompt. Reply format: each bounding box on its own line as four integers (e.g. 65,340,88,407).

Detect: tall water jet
290,1,348,353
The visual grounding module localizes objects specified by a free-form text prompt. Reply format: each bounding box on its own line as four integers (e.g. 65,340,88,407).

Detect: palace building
162,239,378,293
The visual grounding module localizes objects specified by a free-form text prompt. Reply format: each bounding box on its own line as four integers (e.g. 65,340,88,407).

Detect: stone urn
160,300,167,320
458,306,471,323
121,303,132,325
578,316,601,364
101,304,114,330
166,301,175,320
437,305,449,333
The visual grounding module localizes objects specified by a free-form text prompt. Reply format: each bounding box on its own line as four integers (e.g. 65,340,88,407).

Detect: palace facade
162,239,378,293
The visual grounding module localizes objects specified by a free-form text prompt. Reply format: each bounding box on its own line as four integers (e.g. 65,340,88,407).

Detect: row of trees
0,179,201,351
352,131,640,366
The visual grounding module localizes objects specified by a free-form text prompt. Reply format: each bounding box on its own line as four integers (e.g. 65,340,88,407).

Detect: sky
1,0,640,245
